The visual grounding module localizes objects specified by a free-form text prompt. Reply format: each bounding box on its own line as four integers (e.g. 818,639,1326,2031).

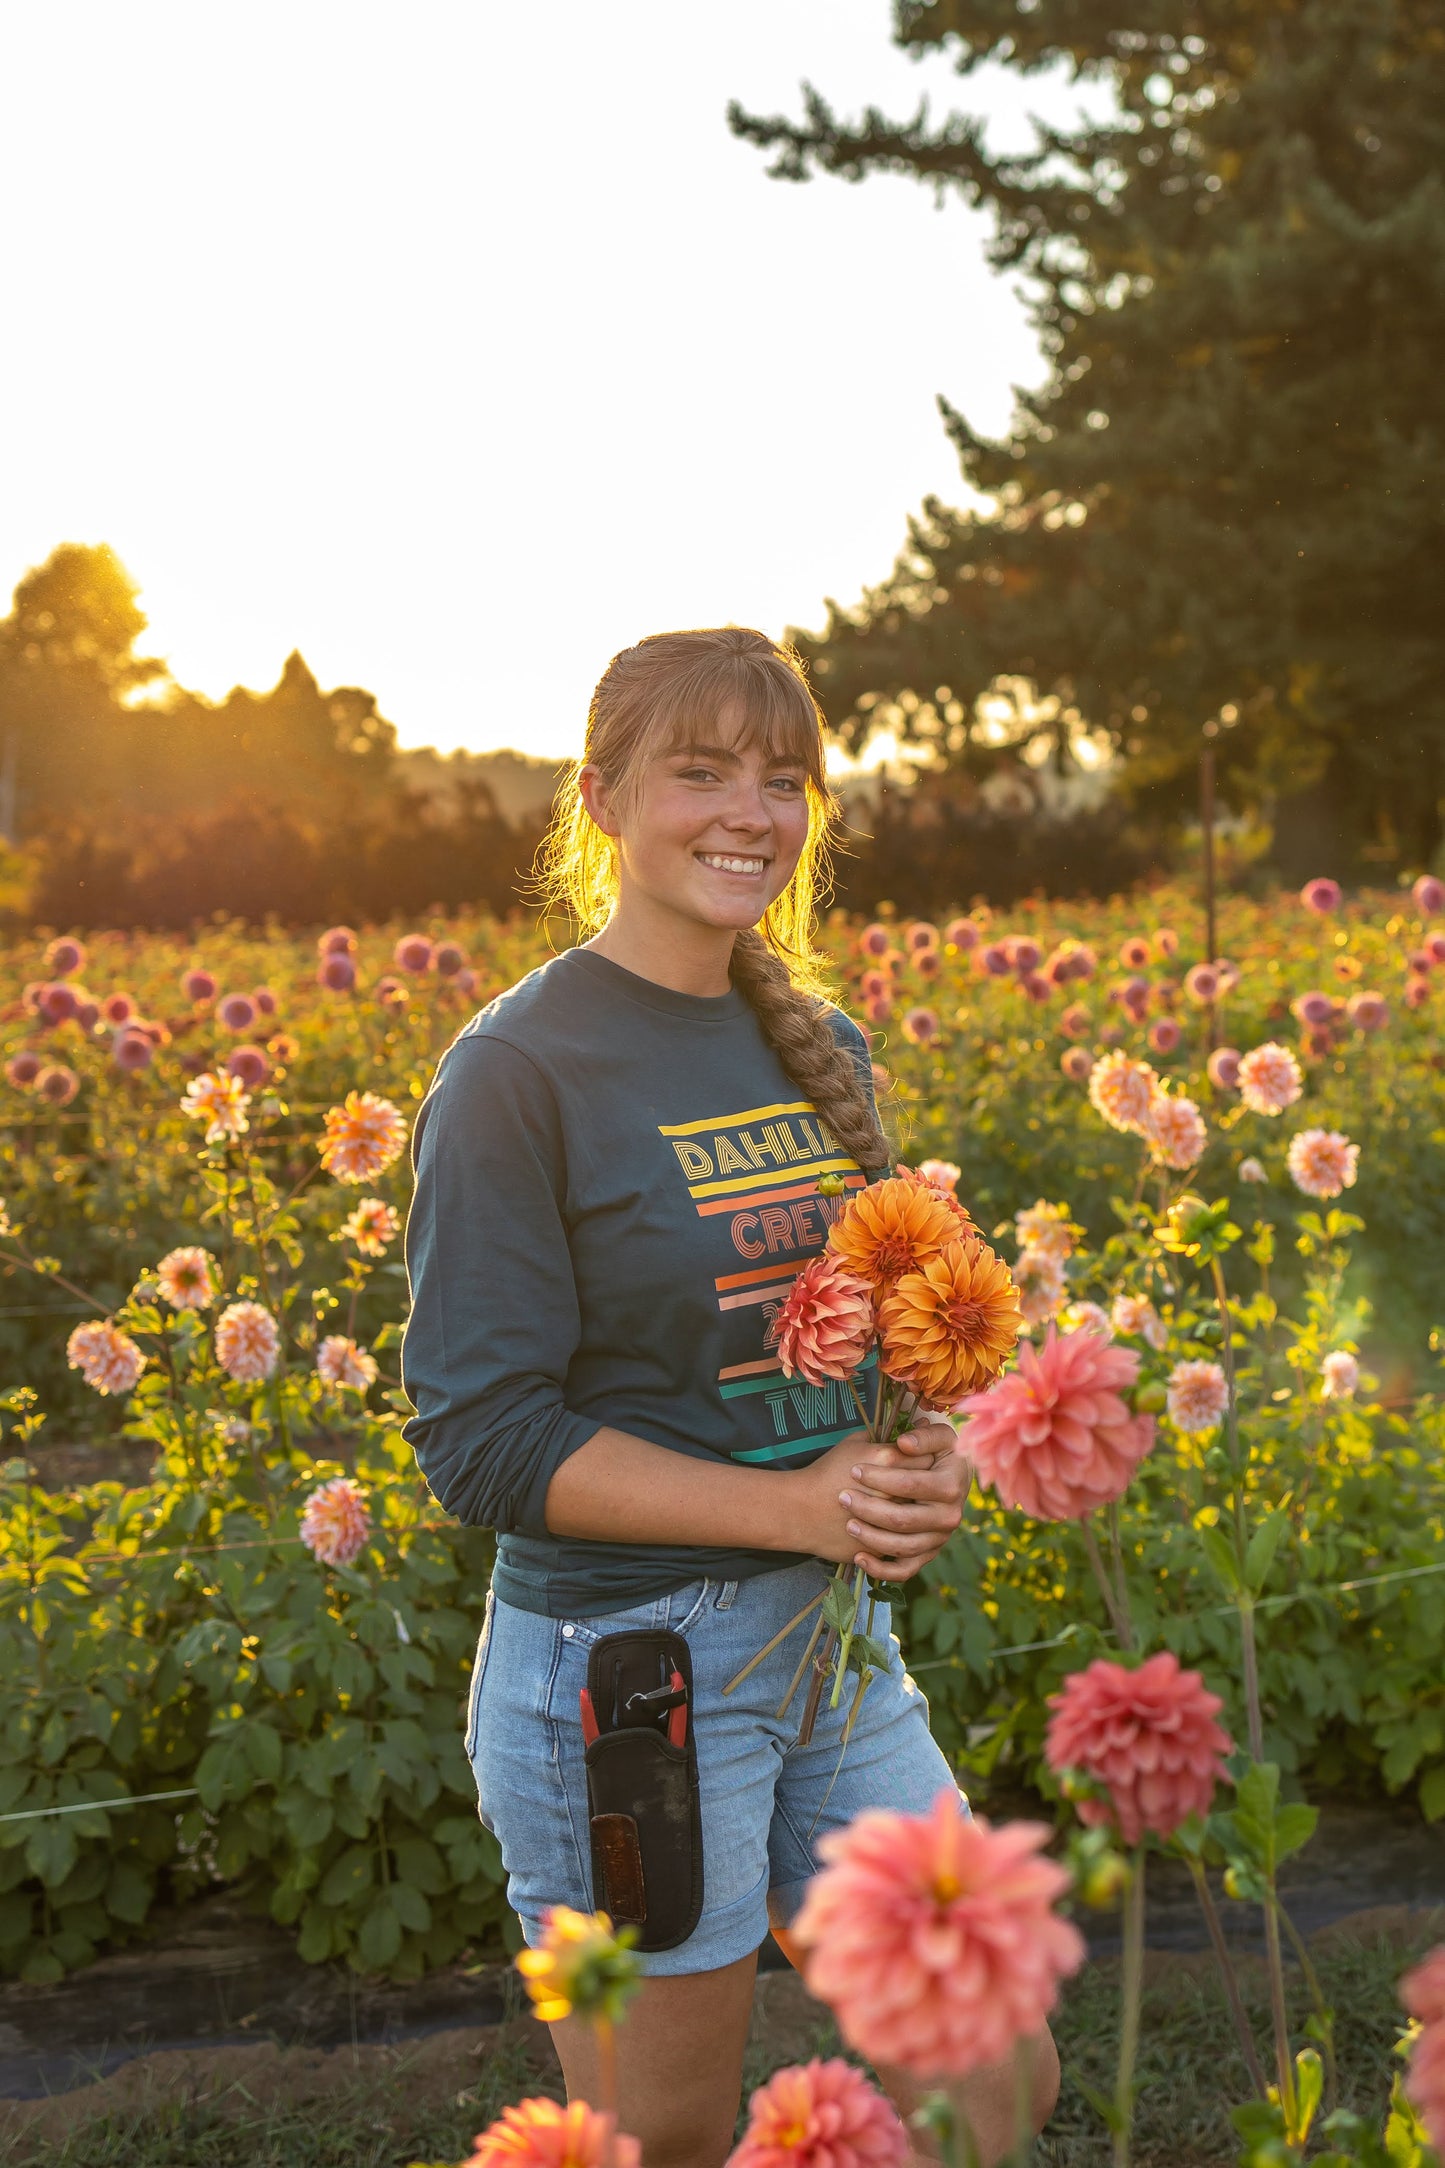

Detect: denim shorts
465,1557,966,1976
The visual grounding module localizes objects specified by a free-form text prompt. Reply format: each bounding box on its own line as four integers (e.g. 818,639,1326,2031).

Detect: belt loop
715,1580,739,1611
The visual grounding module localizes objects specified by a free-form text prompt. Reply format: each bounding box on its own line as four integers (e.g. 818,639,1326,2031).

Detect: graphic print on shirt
658,1099,872,1467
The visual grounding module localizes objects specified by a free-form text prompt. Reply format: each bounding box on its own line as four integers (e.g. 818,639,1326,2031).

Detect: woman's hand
786,1420,970,1580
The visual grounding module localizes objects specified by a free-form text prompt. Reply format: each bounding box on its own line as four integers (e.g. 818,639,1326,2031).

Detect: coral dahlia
1110,1295,1166,1350
215,1300,280,1382
773,1253,875,1387
1087,1050,1158,1134
1166,1359,1228,1433
1401,1946,1445,2155
180,1071,251,1142
299,1476,371,1567
731,2060,907,2168
957,1324,1155,1520
66,1321,146,1396
318,1090,408,1184
156,1246,217,1310
1237,1042,1303,1116
1286,1128,1359,1199
464,2098,639,2168
340,1196,400,1256
878,1240,1021,1406
792,1791,1084,2078
1045,1652,1233,1844
315,1334,379,1390
827,1178,959,1292
1141,1090,1207,1171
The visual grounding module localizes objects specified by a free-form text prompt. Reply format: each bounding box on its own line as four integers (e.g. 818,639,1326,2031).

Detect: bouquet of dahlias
729,1169,1022,1744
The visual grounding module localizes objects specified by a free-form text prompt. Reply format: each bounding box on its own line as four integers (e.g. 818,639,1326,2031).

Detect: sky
0,4,1098,760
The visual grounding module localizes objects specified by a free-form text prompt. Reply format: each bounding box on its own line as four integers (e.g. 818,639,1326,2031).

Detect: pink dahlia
316,1334,379,1390
66,1320,146,1396
1060,1047,1094,1082
980,942,1012,977
317,925,358,956
944,917,979,952
1061,1300,1113,1339
1406,974,1431,1009
1141,1091,1207,1170
181,968,217,1003
394,933,434,974
318,952,357,993
906,920,940,953
859,923,891,959
1413,875,1445,917
340,1196,400,1256
915,949,942,982
731,2060,907,2168
792,1791,1084,2078
1155,927,1180,958
318,1090,408,1183
1019,970,1051,1003
1010,937,1042,973
1238,1156,1267,1183
957,1325,1154,1520
866,995,892,1025
45,937,86,977
1087,1050,1157,1134
859,970,887,1001
6,1050,41,1087
1148,1017,1181,1054
36,1064,80,1105
465,2098,639,2168
916,1158,962,1194
300,1477,372,1567
101,992,135,1026
113,1027,154,1071
1059,1002,1090,1040
1111,1295,1166,1350
1045,1652,1233,1844
156,1246,217,1310
252,985,278,1016
434,940,468,978
1207,1046,1241,1089
226,1043,270,1087
1237,1041,1303,1116
180,1071,251,1142
1286,1128,1359,1199
902,1005,939,1046
217,992,257,1034
1118,936,1151,971
774,1253,875,1386
1300,877,1342,914
1402,1946,1445,2155
215,1300,280,1381
1320,1350,1360,1399
1347,990,1388,1031
1167,1359,1228,1433
1291,990,1334,1028
38,983,77,1026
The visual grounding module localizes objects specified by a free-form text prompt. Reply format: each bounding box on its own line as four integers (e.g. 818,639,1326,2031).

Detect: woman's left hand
834,1420,973,1581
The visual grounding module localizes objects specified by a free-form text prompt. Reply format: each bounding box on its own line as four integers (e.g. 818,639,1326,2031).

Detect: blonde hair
537,627,887,1170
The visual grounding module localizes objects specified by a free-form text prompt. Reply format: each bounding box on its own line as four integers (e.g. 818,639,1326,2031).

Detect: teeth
699,854,765,873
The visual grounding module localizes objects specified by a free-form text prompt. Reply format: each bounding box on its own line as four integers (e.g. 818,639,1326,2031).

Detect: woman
401,628,1059,2167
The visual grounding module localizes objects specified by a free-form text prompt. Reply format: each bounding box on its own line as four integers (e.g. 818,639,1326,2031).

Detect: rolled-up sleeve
399,1033,604,1532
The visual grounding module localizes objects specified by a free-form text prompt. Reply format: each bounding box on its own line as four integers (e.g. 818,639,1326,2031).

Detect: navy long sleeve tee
399,947,881,1617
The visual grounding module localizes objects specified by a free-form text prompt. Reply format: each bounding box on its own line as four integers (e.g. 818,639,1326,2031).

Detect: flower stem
1183,1855,1268,2095
1082,1516,1133,1651
830,1562,865,1709
1113,1847,1146,2168
1236,1596,1265,1763
722,1591,825,1696
1262,1889,1299,2138
1277,1895,1338,2111
594,2015,617,2168
774,1607,826,1721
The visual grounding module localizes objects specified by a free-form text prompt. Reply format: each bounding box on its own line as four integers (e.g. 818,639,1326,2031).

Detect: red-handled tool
666,1667,687,1748
580,1686,600,1746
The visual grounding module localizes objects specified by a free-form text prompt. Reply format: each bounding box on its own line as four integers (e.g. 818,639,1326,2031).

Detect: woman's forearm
543,1426,814,1552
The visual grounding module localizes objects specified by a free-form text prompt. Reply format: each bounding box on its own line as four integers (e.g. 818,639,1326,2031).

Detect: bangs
634,647,828,794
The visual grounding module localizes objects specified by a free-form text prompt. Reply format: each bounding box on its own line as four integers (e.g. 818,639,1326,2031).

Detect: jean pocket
464,1586,496,1765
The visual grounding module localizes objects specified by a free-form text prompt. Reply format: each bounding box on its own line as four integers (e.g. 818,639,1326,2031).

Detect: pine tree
731,0,1445,873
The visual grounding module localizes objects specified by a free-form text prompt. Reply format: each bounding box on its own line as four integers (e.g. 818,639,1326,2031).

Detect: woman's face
585,715,814,938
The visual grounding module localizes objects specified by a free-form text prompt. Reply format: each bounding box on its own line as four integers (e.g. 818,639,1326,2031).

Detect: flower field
1,879,1444,2065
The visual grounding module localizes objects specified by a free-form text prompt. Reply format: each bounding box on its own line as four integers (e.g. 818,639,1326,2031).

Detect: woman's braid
730,930,888,1174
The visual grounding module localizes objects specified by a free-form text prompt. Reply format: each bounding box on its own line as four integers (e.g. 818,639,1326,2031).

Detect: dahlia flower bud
1237,1156,1267,1184
773,1253,875,1386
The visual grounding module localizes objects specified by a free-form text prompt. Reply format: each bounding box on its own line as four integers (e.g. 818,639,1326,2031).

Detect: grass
4,1925,1432,2168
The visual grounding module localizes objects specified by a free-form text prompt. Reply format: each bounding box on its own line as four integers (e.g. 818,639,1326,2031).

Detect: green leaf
1198,1525,1242,1594
319,1845,374,1908
244,1724,283,1784
390,1882,431,1932
1273,1802,1320,1863
1418,1765,1445,1822
1244,1509,1290,1595
24,1818,78,1889
357,1895,403,1967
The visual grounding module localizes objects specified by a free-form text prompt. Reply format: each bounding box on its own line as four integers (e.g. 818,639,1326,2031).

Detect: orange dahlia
827,1177,960,1293
877,1240,1021,1407
895,1161,976,1236
317,1090,408,1184
465,2098,640,2168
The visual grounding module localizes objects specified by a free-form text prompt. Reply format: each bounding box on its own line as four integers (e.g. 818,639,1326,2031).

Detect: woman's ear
577,763,621,838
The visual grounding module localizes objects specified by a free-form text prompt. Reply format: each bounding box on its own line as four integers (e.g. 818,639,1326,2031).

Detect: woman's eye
767,774,804,794
678,766,718,784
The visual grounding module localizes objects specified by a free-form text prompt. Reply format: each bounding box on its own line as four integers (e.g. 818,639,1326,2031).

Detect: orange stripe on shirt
694,1171,865,1218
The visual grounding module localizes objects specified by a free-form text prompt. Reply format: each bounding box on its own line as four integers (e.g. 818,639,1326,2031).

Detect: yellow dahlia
1087,1050,1158,1134
827,1177,961,1292
318,1090,408,1184
877,1239,1022,1408
339,1196,400,1256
